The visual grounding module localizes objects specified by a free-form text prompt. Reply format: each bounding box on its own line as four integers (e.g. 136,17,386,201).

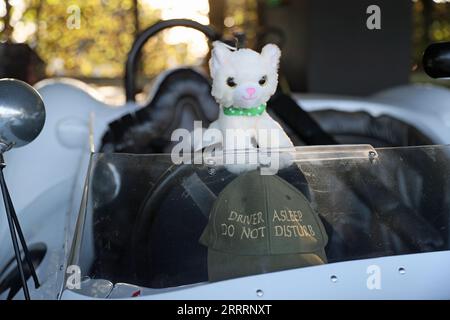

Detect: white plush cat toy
200,41,294,174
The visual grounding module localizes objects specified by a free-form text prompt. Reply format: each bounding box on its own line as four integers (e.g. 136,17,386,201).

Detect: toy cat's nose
246,87,256,97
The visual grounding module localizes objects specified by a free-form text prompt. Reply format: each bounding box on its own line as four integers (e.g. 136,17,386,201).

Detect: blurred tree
36,0,140,78
0,0,44,83
3,0,445,84
0,0,265,81
0,0,40,43
1,0,12,41
137,0,210,80
0,0,211,80
208,0,225,35
223,0,259,48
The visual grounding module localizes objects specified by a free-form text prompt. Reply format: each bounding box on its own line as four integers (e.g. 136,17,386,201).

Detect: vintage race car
0,20,449,300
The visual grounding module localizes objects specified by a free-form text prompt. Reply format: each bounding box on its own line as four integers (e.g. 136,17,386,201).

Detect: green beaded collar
223,104,266,116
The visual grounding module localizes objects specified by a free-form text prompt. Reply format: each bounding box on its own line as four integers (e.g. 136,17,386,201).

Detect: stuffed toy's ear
209,41,232,78
261,43,281,70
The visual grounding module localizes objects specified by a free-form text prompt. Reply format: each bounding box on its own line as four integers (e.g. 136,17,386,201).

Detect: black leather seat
309,109,433,147
101,68,219,154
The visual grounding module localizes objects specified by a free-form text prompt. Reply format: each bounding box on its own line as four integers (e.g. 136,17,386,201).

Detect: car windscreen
64,144,450,297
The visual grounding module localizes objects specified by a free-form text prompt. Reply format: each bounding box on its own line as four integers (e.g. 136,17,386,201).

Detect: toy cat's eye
259,75,267,86
226,77,237,87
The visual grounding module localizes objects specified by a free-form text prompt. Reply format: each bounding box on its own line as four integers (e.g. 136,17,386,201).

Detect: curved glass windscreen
64,144,450,297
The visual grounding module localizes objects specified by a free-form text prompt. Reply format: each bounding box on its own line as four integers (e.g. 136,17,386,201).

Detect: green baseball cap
199,170,328,282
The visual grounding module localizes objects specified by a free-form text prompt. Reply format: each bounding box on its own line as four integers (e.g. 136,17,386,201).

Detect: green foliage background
0,0,448,81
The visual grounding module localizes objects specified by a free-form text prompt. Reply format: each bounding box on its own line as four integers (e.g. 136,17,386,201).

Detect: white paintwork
0,78,139,270
60,250,450,300
296,84,450,145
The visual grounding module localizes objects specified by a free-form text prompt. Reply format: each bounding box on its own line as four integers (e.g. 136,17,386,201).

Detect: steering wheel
101,19,222,154
124,19,221,102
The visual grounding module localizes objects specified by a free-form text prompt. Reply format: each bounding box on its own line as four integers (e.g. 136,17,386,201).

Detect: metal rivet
398,267,406,275
330,275,338,283
256,289,264,297
206,158,216,175
368,151,377,163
